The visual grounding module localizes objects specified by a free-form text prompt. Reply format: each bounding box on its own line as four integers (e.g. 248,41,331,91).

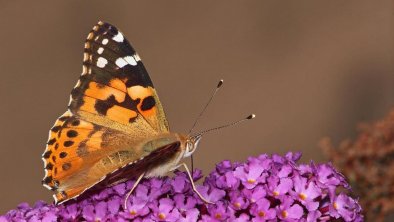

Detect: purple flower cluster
1,152,363,221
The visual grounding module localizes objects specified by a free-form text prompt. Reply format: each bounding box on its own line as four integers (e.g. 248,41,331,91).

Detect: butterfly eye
187,142,194,152
184,141,195,158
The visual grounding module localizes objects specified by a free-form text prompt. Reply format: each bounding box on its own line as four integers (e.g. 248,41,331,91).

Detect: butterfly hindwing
42,22,173,204
42,111,168,204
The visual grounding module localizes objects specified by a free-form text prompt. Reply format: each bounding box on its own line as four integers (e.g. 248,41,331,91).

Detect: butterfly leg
124,172,145,209
178,162,214,204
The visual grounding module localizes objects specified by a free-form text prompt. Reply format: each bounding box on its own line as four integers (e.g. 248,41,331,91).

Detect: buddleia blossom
0,152,363,221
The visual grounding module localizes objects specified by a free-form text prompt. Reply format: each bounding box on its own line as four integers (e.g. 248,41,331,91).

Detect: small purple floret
1,152,363,221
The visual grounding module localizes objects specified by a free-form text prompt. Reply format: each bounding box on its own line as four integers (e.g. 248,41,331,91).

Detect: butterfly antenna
188,79,224,135
192,114,256,137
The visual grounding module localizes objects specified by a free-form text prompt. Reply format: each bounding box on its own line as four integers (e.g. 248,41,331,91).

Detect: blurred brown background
0,0,393,214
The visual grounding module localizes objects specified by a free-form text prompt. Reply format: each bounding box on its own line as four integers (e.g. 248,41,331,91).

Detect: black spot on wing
141,96,156,111
64,141,74,147
129,117,137,123
51,126,62,133
43,150,52,159
57,129,62,138
45,163,54,170
67,130,78,138
59,152,68,158
42,176,53,184
47,138,56,145
71,119,80,126
94,91,140,116
94,95,116,115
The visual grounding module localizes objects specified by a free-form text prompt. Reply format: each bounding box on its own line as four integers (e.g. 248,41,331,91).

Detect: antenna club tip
217,79,224,88
247,114,256,119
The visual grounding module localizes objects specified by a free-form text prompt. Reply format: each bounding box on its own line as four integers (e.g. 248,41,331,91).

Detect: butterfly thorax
140,133,184,154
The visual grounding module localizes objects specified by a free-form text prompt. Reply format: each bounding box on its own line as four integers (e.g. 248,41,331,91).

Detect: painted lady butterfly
41,21,254,207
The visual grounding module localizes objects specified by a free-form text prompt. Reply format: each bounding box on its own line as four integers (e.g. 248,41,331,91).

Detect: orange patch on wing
80,96,98,115
127,85,159,124
138,102,157,118
85,131,104,153
106,105,137,124
127,85,154,101
109,78,127,92
85,82,126,103
45,120,105,185
50,132,90,180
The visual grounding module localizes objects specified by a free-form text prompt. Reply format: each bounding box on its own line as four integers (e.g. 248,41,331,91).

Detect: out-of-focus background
0,0,393,215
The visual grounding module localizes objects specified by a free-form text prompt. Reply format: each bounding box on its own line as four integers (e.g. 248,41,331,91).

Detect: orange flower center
215,213,222,219
333,202,338,209
247,178,256,184
258,211,265,217
281,210,288,218
233,202,241,208
129,210,137,216
158,213,166,220
299,193,307,200
273,191,279,196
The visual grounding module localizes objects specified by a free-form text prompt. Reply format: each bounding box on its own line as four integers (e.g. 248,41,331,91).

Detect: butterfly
42,21,254,207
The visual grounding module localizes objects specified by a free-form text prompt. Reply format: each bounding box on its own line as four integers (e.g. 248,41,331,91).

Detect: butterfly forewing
42,21,171,204
69,21,168,132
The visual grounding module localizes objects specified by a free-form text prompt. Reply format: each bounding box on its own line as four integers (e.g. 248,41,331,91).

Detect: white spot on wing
115,58,128,68
124,56,137,66
112,32,124,42
42,159,48,177
115,55,138,68
68,95,73,106
97,47,104,54
82,65,87,75
75,80,82,88
97,57,108,68
133,53,141,62
102,39,109,45
43,183,52,190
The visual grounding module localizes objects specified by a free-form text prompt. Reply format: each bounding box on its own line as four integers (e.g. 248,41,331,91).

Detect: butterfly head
184,134,202,158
